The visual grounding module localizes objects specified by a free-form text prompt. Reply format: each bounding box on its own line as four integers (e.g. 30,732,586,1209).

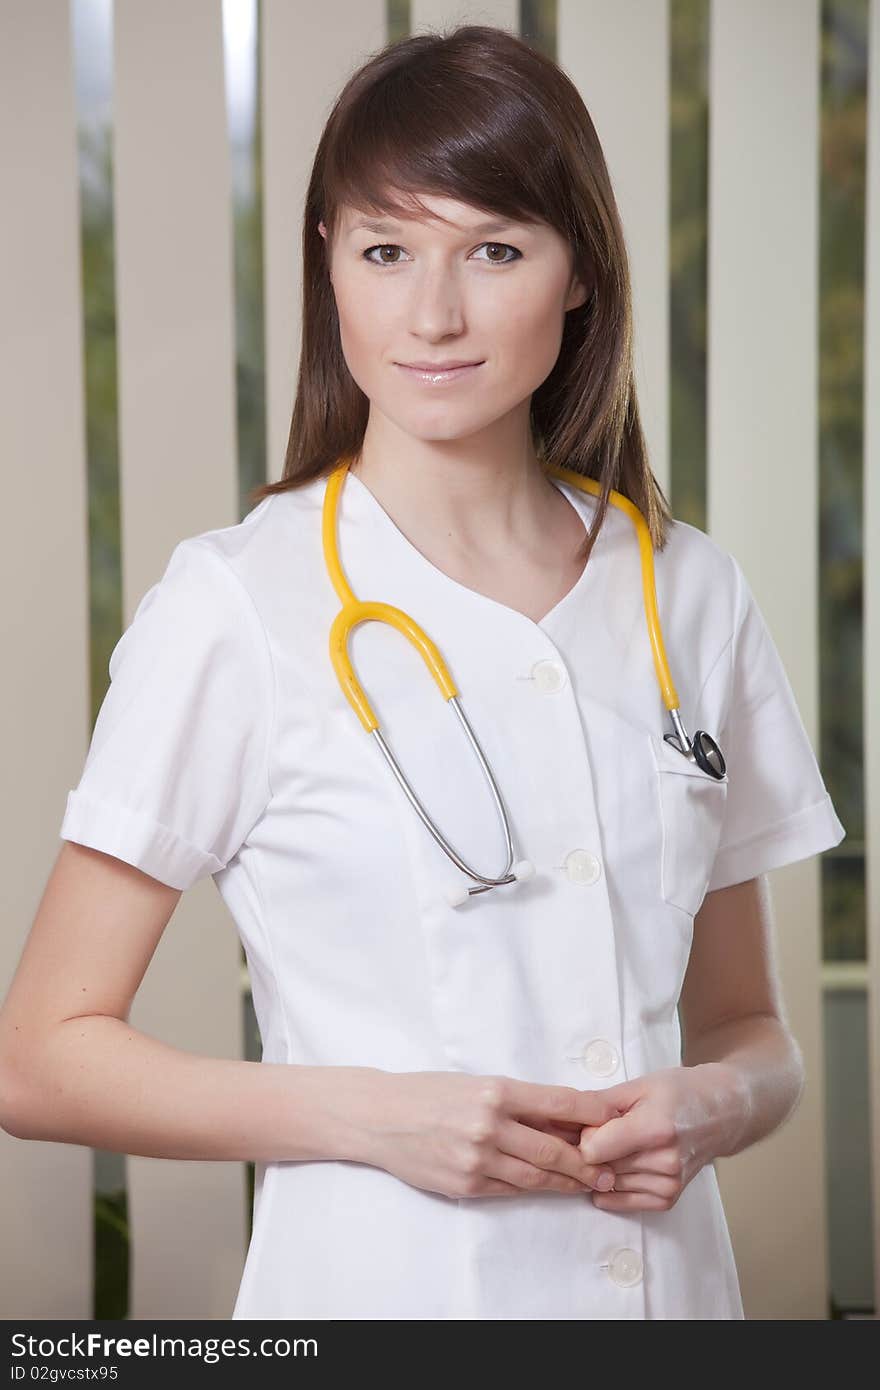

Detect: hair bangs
319,49,573,243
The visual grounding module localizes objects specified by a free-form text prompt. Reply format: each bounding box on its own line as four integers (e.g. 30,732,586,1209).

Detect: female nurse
0,24,845,1319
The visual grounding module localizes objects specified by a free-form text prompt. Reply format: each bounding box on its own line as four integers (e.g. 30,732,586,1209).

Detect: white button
582,1039,620,1076
608,1248,643,1287
531,659,567,692
564,849,601,884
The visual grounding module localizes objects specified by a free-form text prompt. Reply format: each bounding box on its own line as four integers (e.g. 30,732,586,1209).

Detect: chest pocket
650,732,729,917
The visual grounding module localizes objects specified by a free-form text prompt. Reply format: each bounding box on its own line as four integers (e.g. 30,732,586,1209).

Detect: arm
0,842,369,1162
678,873,805,1157
1,843,617,1200
577,875,808,1209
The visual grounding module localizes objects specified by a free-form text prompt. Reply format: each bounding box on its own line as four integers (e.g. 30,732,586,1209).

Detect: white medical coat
60,468,846,1320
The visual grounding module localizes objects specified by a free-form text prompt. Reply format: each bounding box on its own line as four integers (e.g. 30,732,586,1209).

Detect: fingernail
595,1171,615,1191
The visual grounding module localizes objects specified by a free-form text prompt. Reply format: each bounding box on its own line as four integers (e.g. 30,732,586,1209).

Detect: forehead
340,195,543,237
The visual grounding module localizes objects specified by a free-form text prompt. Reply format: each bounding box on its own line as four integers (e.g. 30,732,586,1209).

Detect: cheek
487,277,569,372
334,296,386,391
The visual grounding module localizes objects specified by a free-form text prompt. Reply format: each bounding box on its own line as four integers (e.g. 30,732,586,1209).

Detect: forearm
2,1015,378,1163
683,1012,805,1158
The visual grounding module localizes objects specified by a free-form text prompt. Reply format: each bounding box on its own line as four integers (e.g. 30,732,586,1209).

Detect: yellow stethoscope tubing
323,456,680,730
324,460,519,888
321,455,692,895
546,464,680,713
324,464,459,730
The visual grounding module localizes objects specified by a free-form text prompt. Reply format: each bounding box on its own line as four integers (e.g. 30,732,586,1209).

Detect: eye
362,244,407,266
361,241,522,267
474,242,521,265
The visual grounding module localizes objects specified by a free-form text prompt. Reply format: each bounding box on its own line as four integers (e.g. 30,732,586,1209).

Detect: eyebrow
348,217,523,237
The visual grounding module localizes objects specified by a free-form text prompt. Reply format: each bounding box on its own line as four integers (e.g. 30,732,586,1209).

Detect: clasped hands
543,1062,748,1212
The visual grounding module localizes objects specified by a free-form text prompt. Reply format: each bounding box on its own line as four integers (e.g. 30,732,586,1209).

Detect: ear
565,268,593,313
319,220,334,284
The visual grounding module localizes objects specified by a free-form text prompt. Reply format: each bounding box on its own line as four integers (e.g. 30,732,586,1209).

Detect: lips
400,360,482,370
394,361,484,384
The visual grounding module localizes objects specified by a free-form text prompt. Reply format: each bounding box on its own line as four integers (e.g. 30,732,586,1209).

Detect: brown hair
249,23,672,558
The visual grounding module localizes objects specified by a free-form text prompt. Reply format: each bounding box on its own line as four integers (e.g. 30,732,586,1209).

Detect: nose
405,265,466,340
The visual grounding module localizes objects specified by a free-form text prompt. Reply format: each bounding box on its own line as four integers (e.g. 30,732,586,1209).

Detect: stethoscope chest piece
663,728,726,780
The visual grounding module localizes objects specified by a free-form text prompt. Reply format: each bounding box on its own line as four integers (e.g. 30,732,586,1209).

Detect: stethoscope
323,455,726,906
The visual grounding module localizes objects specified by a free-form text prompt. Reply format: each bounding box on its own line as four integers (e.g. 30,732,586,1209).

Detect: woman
0,25,845,1319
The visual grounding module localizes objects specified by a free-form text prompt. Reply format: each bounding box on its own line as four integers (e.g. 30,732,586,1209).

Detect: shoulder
646,515,747,679
597,492,738,603
181,481,318,576
657,515,739,590
113,486,323,683
157,477,326,617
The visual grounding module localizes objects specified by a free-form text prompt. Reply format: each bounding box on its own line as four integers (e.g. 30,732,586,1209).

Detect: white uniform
60,469,846,1320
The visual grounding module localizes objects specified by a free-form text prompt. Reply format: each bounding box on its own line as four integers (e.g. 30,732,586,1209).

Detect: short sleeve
60,538,274,890
703,556,846,892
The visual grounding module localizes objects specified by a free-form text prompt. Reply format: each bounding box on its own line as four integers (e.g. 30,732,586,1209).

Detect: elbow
0,1059,32,1138
784,1029,807,1116
0,1052,47,1141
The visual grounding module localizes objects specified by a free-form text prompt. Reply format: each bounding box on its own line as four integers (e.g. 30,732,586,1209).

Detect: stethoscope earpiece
445,858,537,910
444,880,473,909
512,858,536,882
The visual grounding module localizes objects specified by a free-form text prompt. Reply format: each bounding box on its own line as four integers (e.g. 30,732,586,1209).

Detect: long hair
249,23,672,557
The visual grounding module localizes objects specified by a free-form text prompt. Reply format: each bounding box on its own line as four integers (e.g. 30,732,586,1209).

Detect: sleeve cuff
706,793,846,893
59,788,223,891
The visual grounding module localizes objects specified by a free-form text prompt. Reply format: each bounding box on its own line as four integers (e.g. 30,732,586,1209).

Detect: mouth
394,361,484,384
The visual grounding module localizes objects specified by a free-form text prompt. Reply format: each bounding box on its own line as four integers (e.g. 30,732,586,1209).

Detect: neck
348,422,561,554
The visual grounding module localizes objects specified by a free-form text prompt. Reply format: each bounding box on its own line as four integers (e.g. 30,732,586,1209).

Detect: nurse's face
319,194,590,442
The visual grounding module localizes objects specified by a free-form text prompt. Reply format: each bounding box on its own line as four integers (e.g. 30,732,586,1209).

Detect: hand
577,1062,750,1212
354,1070,623,1200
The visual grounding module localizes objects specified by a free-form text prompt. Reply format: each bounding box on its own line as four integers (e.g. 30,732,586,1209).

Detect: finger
602,1171,679,1199
535,1121,584,1145
579,1110,661,1166
505,1078,622,1130
591,1189,671,1212
485,1152,597,1195
609,1149,681,1177
498,1119,616,1191
471,1176,526,1197
543,1117,591,1134
578,1123,603,1145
